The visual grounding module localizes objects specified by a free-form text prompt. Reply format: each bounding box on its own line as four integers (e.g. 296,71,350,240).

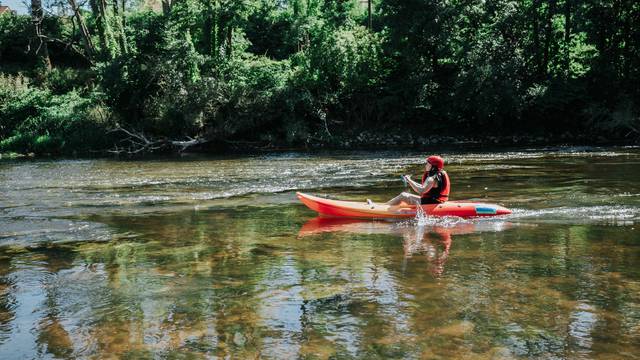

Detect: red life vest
421,170,450,203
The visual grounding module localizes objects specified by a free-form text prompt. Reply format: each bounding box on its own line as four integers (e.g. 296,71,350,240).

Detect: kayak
296,192,511,219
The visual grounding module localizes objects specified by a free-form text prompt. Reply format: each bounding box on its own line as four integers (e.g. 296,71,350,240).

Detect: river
1,147,639,358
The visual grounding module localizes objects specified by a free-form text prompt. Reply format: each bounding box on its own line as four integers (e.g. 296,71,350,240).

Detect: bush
196,55,292,141
43,68,94,94
287,24,387,131
0,81,112,154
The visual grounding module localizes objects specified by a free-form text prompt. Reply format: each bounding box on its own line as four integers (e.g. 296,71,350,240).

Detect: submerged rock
436,320,475,337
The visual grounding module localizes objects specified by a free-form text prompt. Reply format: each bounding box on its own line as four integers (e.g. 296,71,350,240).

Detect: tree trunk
212,0,218,57
204,0,213,56
431,47,438,73
30,0,52,70
564,0,571,77
113,0,128,54
542,0,557,78
162,0,171,15
532,0,542,79
609,0,619,76
89,0,109,58
226,26,232,57
621,1,632,82
122,0,126,27
217,4,225,57
68,0,95,60
368,0,372,29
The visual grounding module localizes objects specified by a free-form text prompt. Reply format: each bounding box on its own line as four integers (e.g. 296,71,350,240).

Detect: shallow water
1,148,639,358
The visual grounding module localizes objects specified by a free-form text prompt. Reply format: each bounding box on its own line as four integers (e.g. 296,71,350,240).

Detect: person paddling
384,155,450,206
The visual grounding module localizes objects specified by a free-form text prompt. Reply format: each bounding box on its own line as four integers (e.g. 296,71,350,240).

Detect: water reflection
0,208,637,358
1,148,640,358
299,217,512,277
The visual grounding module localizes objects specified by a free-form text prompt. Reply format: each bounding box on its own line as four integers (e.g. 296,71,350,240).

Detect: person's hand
401,175,412,186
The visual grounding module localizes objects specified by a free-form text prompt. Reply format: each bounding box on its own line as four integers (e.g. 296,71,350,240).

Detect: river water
1,148,639,358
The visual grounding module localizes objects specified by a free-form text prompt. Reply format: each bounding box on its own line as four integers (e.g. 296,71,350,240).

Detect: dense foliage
1,0,639,154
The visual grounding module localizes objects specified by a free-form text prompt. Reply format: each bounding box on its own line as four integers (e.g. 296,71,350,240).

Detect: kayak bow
296,192,511,219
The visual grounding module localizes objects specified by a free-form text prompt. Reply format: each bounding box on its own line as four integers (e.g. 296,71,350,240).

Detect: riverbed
1,147,639,358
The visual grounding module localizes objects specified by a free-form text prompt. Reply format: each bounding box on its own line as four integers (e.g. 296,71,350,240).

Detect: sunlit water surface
1,148,639,358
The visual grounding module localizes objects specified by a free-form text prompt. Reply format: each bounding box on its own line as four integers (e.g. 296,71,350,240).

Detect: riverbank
2,131,637,160
293,131,639,151
3,0,639,163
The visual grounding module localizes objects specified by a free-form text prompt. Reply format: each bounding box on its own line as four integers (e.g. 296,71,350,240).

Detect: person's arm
404,175,435,196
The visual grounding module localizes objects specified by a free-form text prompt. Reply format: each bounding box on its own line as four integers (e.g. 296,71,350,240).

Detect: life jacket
421,169,450,203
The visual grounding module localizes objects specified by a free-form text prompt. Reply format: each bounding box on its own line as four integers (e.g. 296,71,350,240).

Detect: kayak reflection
299,217,512,276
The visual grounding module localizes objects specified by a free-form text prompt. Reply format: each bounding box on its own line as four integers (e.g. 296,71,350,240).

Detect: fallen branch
171,137,211,152
108,127,210,155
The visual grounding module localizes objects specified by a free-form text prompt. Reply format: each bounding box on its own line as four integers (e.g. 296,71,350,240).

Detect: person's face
425,162,432,172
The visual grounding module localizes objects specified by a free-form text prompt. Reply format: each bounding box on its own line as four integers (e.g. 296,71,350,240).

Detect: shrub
0,83,113,154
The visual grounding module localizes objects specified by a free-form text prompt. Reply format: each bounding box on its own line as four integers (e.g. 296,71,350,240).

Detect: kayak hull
296,192,511,219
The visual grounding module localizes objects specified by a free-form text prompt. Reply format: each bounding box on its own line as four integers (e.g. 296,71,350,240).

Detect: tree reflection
0,257,15,345
33,245,76,359
1,205,638,358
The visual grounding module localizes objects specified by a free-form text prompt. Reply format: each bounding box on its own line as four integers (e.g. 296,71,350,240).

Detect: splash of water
510,205,640,225
412,206,473,228
415,205,429,226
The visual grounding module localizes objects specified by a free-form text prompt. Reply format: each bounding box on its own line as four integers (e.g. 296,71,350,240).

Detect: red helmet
426,155,444,170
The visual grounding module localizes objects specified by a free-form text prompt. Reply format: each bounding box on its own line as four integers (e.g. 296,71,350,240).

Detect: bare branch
108,126,210,154
171,138,210,152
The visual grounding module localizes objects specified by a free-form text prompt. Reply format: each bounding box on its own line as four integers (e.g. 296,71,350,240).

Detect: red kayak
296,192,511,219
